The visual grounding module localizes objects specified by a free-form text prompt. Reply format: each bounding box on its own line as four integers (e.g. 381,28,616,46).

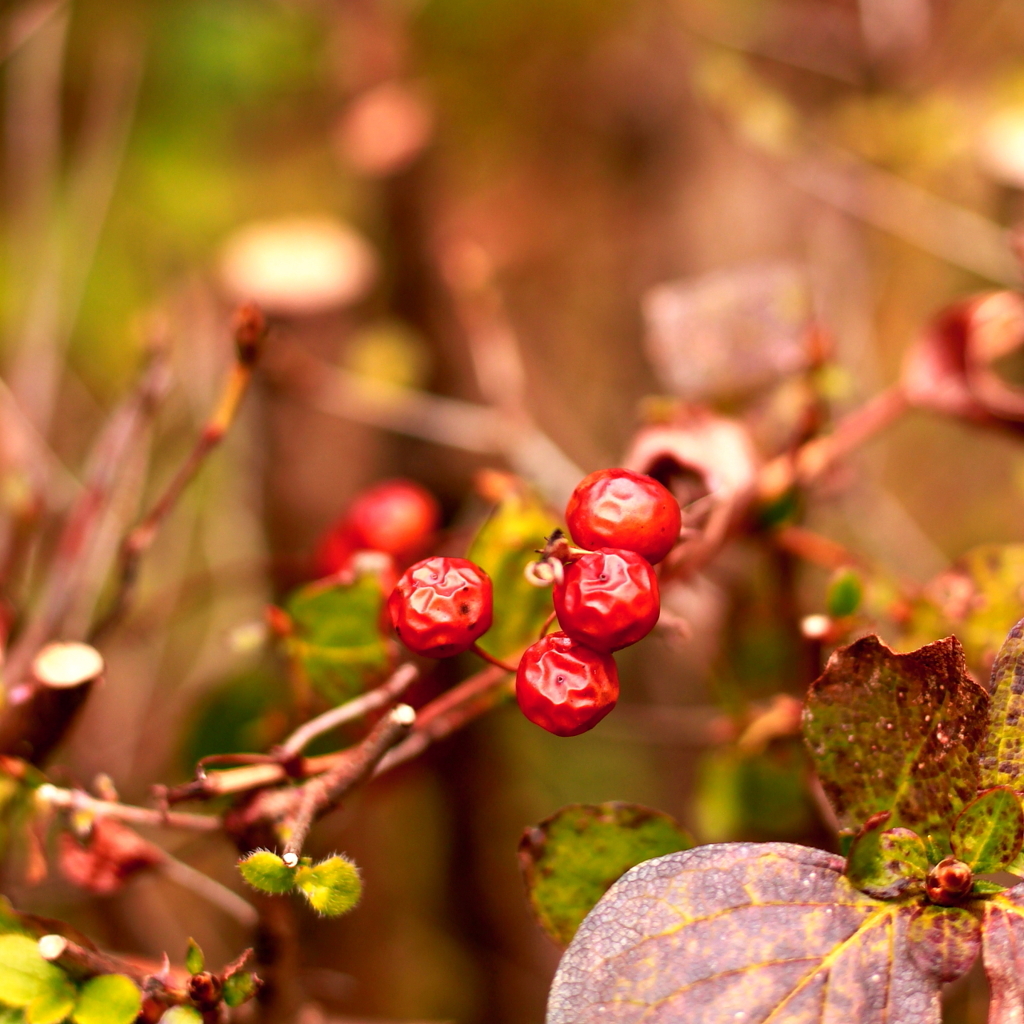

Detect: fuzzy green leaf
222,971,258,1008
284,570,390,704
294,855,362,916
0,935,75,1020
237,851,295,894
157,1010,202,1024
519,802,692,946
826,568,863,618
71,975,141,1024
980,617,1024,790
548,843,980,1024
803,634,990,848
845,813,927,899
951,786,1024,873
467,483,558,659
184,938,204,976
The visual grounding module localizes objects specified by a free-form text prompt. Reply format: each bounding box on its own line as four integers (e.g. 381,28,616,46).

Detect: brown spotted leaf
980,617,1024,791
803,635,990,848
546,843,979,1024
981,883,1024,1024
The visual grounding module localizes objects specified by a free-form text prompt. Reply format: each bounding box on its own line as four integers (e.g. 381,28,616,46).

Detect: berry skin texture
516,632,619,737
566,468,681,565
388,556,493,658
554,548,659,652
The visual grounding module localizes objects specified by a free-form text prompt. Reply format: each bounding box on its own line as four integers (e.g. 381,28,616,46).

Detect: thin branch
90,304,266,643
38,934,151,985
279,663,419,757
470,643,519,674
280,705,414,861
158,855,258,927
35,783,220,832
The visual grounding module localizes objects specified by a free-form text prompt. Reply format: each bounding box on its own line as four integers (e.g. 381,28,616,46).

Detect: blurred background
4,0,1024,1021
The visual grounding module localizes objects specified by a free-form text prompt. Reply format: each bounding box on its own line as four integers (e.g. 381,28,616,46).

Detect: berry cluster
382,468,680,739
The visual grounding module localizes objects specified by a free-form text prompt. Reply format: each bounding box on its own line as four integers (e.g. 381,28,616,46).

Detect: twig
1,352,171,696
158,855,258,927
90,304,266,642
38,934,150,985
470,643,519,673
280,705,415,862
771,525,860,571
279,663,419,757
35,783,219,832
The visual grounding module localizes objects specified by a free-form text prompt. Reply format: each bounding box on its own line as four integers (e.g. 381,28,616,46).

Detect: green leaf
804,634,990,849
71,975,141,1024
222,971,258,1008
518,802,692,946
548,842,981,1024
972,879,1007,896
284,570,390,705
294,855,362,917
0,1009,26,1023
0,935,75,1018
980,617,1024,790
951,787,1024,873
901,544,1024,676
184,938,204,976
157,1010,202,1024
845,813,927,899
467,482,558,659
826,568,863,618
237,851,295,894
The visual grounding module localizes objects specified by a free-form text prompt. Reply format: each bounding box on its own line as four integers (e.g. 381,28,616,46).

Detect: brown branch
771,525,860,571
35,782,220,832
90,303,267,643
470,643,519,673
38,934,151,985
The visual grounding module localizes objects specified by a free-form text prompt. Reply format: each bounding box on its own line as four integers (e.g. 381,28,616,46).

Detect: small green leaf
294,855,362,917
804,634,989,849
972,879,1008,896
467,482,558,660
72,975,141,1024
845,813,926,899
951,786,1024,873
184,938,204,976
0,935,75,1016
237,851,295,894
518,802,693,946
980,617,1024,790
158,1010,202,1024
222,971,258,1008
285,571,390,705
0,1009,26,1023
826,568,863,618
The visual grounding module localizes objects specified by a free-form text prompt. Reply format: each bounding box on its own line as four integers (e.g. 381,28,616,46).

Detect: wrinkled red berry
316,479,440,575
388,556,493,658
554,548,659,652
566,468,681,565
515,632,619,736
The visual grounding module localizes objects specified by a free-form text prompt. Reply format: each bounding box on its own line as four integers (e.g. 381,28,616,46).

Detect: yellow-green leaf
951,787,1024,874
72,975,141,1024
0,936,75,1016
467,482,557,660
519,802,692,946
237,851,295,894
294,855,361,917
980,618,1024,791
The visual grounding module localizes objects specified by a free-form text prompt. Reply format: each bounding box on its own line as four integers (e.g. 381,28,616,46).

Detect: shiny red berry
553,548,659,652
565,468,681,565
388,556,492,658
515,632,619,736
316,479,440,575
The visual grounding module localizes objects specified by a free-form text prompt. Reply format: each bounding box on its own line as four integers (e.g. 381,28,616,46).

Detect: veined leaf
284,571,390,705
71,975,141,1024
519,802,692,946
467,482,557,660
803,635,989,848
548,843,980,1024
980,617,1024,790
951,787,1024,873
845,813,927,899
981,883,1024,1023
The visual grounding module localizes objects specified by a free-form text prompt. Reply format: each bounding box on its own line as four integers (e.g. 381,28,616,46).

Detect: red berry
565,468,681,564
553,548,659,652
388,556,493,658
516,633,619,736
316,479,440,576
